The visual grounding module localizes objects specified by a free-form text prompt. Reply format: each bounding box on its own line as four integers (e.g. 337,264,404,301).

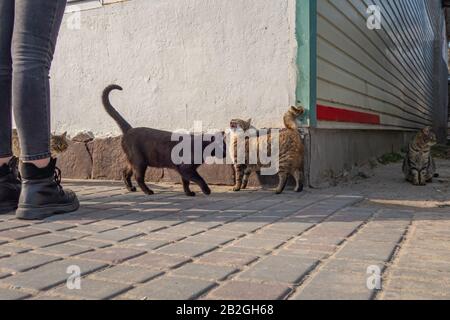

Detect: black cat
102,85,225,196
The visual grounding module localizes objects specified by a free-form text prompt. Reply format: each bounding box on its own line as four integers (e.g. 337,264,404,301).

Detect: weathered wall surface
316,0,446,131
50,0,297,137
308,128,414,187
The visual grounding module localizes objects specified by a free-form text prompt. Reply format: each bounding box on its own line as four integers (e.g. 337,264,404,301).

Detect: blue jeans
0,0,67,161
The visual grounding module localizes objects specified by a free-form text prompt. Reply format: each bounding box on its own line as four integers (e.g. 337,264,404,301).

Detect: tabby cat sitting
402,126,439,186
12,129,69,159
229,106,305,194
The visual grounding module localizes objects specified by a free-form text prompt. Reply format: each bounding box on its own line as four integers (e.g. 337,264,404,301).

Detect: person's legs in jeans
0,0,14,165
0,0,21,214
3,0,79,219
12,0,67,167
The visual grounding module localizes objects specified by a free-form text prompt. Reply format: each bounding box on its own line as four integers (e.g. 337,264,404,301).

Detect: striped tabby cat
12,129,69,159
229,106,305,194
402,127,438,186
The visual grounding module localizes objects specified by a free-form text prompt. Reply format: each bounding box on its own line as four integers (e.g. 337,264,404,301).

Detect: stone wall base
58,129,416,189
58,135,281,187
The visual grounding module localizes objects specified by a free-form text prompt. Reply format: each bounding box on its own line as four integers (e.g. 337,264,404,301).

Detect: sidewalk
0,162,449,300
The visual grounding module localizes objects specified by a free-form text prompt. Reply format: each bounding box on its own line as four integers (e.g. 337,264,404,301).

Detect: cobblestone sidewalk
0,181,449,300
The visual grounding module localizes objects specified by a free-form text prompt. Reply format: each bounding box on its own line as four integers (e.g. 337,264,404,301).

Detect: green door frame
296,0,317,127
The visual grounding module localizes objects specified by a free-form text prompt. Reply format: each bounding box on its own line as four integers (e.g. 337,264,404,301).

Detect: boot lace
54,167,64,194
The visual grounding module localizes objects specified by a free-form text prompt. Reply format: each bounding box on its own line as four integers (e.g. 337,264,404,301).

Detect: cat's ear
291,106,305,115
246,119,252,126
422,127,430,134
61,132,67,139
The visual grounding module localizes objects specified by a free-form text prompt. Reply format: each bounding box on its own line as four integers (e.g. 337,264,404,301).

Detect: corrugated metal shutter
317,0,439,130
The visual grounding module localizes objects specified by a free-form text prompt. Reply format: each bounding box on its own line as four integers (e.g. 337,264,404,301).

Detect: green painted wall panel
296,0,317,126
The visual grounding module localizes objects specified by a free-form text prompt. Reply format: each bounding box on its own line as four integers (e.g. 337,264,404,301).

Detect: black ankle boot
16,158,79,220
0,157,21,214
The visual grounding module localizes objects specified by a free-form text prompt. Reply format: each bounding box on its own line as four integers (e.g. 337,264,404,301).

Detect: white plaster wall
49,0,297,137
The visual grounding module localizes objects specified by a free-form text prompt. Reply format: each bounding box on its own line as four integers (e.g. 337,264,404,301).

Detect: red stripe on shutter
317,105,380,125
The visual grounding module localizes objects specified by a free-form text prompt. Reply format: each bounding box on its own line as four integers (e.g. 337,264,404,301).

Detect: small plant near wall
431,144,450,160
377,152,404,165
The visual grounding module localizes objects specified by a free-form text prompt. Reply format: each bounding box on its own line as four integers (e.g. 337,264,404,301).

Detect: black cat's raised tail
102,85,133,134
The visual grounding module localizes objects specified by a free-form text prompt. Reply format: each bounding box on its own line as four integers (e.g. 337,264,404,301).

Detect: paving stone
86,229,144,243
126,220,177,233
145,231,187,242
36,243,94,257
171,263,238,281
185,234,234,246
291,271,375,300
0,271,11,279
381,289,450,300
307,225,359,238
0,221,30,232
388,267,450,283
296,234,345,246
250,230,296,241
33,222,75,232
231,237,285,250
31,294,72,300
53,278,132,300
0,243,32,255
164,224,208,237
1,259,108,291
0,288,30,300
92,265,163,284
209,280,290,300
286,241,337,253
196,251,259,267
267,222,314,233
400,247,450,261
277,249,330,260
68,238,111,249
79,247,145,264
126,276,216,300
238,255,318,284
119,237,169,251
396,256,450,272
91,216,143,228
335,241,399,262
157,241,218,257
0,253,60,272
70,223,116,234
19,234,73,248
323,258,386,273
291,285,374,300
385,276,450,294
202,228,247,239
46,214,100,225
353,230,405,243
0,228,49,240
222,246,270,255
220,222,267,233
126,252,190,270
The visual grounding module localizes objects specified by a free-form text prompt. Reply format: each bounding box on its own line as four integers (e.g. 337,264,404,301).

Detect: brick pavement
0,181,448,300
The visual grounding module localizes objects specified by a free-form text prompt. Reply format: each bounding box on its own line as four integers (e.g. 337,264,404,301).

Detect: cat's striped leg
419,170,427,186
276,172,289,194
241,167,253,190
410,169,420,186
292,169,304,192
233,165,245,192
